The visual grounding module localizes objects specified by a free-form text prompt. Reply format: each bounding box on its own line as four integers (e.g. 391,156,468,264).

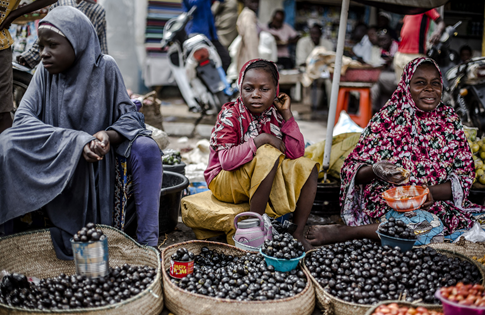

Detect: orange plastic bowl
382,185,429,212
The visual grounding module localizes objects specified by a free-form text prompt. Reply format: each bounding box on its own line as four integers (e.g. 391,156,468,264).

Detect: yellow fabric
181,191,250,244
304,132,361,180
0,0,21,50
181,145,318,243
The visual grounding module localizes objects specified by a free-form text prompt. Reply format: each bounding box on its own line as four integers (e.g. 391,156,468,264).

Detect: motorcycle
11,61,34,116
160,6,233,136
427,21,485,134
445,57,485,132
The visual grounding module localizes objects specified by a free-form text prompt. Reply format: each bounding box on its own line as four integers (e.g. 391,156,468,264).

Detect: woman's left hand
421,185,435,210
274,93,293,121
91,131,111,159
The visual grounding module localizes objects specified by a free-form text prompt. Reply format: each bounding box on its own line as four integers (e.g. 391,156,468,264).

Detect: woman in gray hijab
0,6,162,258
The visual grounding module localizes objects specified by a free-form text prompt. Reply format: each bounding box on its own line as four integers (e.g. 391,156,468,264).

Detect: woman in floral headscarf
307,57,485,246
205,59,318,250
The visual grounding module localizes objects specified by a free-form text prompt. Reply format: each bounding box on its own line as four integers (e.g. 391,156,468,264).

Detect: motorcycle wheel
12,69,33,117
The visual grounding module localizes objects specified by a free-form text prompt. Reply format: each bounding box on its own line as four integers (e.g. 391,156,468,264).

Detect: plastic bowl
382,185,429,212
260,249,305,272
435,290,485,315
376,229,416,252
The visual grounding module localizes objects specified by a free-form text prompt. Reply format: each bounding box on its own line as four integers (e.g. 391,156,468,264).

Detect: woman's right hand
372,161,410,185
254,134,286,153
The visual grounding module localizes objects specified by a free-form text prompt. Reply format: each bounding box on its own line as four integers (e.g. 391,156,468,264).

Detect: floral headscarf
340,57,482,233
209,59,283,151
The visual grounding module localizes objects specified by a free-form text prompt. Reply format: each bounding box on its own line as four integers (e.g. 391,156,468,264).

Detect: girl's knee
132,137,160,158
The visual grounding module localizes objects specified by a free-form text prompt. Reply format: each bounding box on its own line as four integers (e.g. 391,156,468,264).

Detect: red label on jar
169,259,194,279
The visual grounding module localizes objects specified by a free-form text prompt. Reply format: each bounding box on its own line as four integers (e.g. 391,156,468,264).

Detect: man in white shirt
295,24,333,67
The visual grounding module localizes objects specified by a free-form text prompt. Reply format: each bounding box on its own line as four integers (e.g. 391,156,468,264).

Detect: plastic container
376,229,416,252
71,236,109,278
331,67,382,83
435,290,485,315
232,236,260,253
382,185,429,212
260,249,305,272
163,161,186,176
159,171,189,234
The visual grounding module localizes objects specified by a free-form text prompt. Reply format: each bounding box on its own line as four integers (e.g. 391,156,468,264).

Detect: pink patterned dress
340,57,485,236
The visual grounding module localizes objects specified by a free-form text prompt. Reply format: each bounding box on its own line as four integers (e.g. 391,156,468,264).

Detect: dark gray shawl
0,6,150,258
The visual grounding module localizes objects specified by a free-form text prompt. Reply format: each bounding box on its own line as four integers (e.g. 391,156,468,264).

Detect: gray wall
97,0,147,93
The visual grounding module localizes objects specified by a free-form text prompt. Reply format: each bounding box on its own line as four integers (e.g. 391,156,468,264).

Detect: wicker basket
421,239,485,263
0,225,163,315
364,300,443,315
303,248,485,315
161,240,315,315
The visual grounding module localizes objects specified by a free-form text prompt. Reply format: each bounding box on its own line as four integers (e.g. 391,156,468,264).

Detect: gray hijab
0,6,150,258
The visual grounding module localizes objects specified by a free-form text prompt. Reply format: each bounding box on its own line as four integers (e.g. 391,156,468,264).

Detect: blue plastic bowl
259,248,306,272
376,230,416,252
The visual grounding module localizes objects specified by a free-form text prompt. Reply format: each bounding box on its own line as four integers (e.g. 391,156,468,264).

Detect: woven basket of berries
303,239,485,315
161,240,315,315
0,225,162,315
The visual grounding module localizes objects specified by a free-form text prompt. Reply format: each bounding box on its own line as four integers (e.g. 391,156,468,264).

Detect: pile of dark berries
169,246,308,301
73,222,106,242
171,248,194,262
306,239,481,305
0,264,156,310
261,233,305,259
378,218,417,239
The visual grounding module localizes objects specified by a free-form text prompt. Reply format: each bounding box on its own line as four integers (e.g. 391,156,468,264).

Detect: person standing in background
264,9,300,69
296,23,333,110
0,0,58,134
183,0,231,73
17,0,107,69
211,0,238,49
377,11,398,41
236,0,260,73
393,9,445,81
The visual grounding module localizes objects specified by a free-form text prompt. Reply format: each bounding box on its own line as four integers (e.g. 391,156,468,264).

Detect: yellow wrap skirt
181,144,318,243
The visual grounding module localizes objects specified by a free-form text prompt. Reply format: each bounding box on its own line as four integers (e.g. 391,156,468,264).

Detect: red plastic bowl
382,185,429,212
435,290,485,315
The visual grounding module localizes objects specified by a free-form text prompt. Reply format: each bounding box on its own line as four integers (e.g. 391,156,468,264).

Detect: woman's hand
274,93,293,121
92,131,110,157
421,185,435,210
82,131,110,163
372,161,410,185
254,133,286,153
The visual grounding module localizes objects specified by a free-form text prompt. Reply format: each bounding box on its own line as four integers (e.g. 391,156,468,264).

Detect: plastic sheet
372,160,410,185
454,222,485,243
